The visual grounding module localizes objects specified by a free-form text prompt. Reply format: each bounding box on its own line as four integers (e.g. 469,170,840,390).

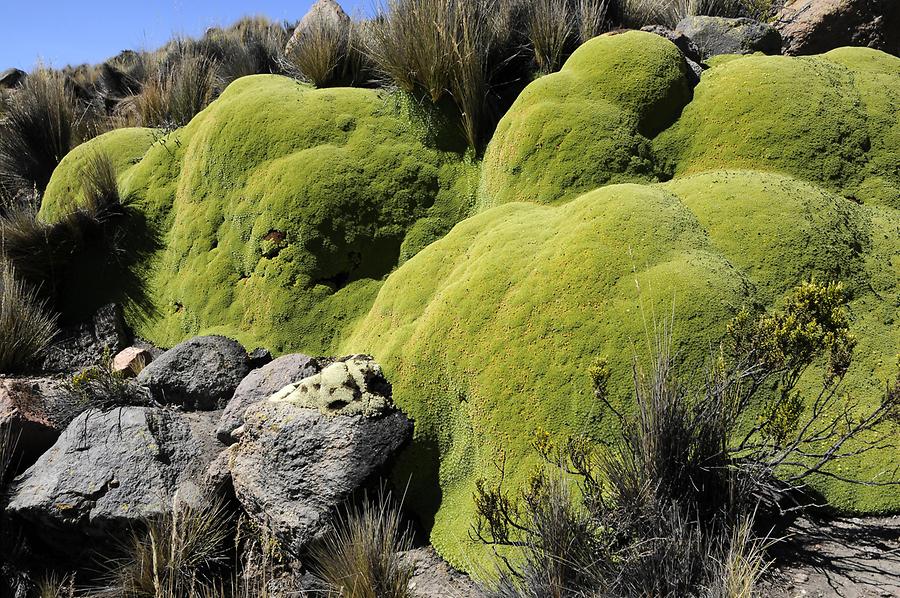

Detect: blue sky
2,0,367,71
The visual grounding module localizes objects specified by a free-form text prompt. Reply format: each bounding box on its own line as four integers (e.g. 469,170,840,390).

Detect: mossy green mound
478,30,691,209
40,127,157,221
346,171,899,568
655,48,900,209
43,75,475,353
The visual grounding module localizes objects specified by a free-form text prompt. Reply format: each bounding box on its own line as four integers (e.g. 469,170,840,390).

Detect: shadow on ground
762,515,900,598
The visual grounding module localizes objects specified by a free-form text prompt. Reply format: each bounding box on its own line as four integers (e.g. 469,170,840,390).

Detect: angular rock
0,68,26,89
774,0,900,56
216,353,320,445
402,547,488,598
0,379,62,473
640,25,703,63
285,0,351,56
229,357,412,556
111,346,154,377
42,303,130,373
5,406,218,556
247,347,274,369
676,16,782,60
136,335,251,410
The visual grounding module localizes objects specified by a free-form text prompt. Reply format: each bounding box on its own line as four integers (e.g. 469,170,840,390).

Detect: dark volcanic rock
774,0,900,56
42,303,129,373
0,378,64,472
640,25,703,63
0,68,26,89
216,353,320,445
229,356,412,557
136,335,251,410
676,16,782,60
5,406,219,557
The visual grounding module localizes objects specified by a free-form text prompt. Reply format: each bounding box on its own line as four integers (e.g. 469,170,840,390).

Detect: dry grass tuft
0,261,58,373
310,491,414,598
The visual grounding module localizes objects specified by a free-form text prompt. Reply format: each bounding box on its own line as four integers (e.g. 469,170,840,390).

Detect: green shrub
89,75,475,353
655,48,900,208
309,492,414,598
345,167,897,568
479,30,690,208
0,262,58,373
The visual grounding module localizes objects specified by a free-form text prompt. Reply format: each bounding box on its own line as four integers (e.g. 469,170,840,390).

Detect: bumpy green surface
478,30,691,209
346,171,899,568
40,37,899,574
43,75,475,353
655,48,900,209
40,127,157,221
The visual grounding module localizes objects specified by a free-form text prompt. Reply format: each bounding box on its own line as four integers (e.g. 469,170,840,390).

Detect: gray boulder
676,16,782,60
229,356,412,557
5,406,219,556
42,303,129,373
216,353,320,445
137,335,251,410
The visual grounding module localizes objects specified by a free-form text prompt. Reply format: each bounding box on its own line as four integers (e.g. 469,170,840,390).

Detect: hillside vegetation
35,30,900,571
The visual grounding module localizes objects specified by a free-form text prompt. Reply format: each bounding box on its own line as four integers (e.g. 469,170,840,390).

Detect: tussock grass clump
310,492,414,598
617,0,773,28
365,0,515,150
126,45,221,129
523,0,611,74
283,14,349,87
63,355,152,414
0,69,76,208
0,262,58,373
0,151,142,322
112,495,233,597
363,0,613,150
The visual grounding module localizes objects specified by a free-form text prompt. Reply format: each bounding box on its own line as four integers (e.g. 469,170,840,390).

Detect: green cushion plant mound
655,48,900,209
40,127,156,221
345,171,898,569
478,30,691,209
37,41,898,575
42,75,475,353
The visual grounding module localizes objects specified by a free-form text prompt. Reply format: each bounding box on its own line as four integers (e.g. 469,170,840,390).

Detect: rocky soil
762,516,900,598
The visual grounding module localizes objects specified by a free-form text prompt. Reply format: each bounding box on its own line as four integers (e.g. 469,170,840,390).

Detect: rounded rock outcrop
216,352,320,444
136,335,251,410
228,356,412,556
